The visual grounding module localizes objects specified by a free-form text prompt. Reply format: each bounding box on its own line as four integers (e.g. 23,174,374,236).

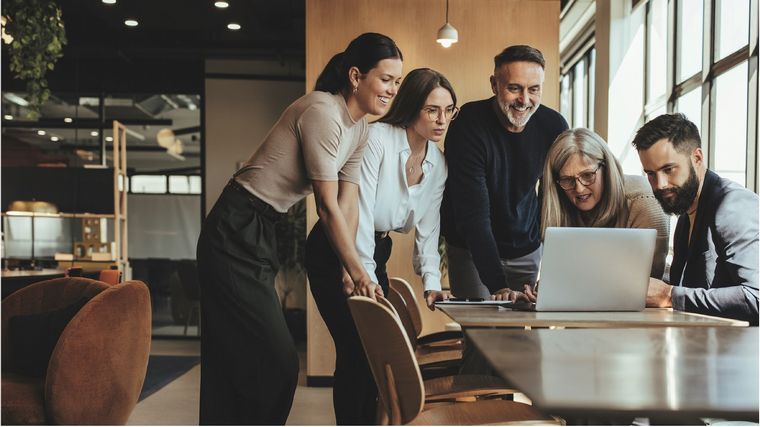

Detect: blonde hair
541,128,627,238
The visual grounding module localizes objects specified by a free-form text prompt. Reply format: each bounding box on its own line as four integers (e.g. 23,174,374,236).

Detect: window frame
561,35,596,129
642,0,758,191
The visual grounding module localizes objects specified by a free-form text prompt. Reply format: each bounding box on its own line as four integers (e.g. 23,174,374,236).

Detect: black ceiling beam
2,118,173,128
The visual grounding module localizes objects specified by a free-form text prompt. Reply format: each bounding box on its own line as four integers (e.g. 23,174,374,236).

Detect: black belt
227,180,286,222
375,231,390,239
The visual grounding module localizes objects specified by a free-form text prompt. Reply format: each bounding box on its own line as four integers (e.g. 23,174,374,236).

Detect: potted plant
2,0,67,119
275,199,307,341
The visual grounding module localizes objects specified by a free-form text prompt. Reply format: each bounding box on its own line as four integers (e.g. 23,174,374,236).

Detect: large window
560,46,596,129
642,0,757,190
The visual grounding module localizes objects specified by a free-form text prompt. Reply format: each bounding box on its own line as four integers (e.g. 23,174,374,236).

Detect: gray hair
541,128,627,238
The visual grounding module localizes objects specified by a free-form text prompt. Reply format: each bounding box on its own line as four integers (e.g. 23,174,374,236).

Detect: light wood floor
127,339,335,425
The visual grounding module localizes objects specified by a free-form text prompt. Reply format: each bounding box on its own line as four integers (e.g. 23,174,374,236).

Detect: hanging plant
2,0,67,119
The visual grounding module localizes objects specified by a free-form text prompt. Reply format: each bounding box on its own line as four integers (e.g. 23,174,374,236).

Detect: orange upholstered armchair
1,277,152,425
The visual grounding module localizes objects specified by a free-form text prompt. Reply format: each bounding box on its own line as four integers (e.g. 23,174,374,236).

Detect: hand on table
491,287,530,303
425,290,452,311
523,281,539,303
646,277,673,308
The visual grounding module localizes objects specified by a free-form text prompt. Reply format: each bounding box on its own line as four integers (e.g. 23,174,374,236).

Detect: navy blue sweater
441,98,568,292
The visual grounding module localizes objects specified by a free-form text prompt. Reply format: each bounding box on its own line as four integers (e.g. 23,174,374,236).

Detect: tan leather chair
348,296,562,425
2,277,152,425
386,287,463,376
388,277,463,348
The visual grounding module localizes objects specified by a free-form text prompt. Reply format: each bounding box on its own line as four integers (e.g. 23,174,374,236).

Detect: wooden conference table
436,305,750,328
437,305,754,420
467,327,759,421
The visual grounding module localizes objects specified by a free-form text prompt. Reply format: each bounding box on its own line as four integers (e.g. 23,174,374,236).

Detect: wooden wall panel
306,0,561,379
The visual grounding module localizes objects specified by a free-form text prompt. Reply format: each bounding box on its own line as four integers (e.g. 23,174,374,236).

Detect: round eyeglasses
422,106,459,121
556,163,604,191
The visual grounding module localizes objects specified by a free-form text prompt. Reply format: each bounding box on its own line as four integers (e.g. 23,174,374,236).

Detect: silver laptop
527,227,656,312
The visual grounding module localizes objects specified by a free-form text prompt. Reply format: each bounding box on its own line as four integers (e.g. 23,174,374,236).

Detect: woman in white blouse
357,67,458,308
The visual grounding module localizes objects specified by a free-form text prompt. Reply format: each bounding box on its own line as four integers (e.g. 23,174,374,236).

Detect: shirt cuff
366,266,379,284
670,286,685,311
422,274,442,292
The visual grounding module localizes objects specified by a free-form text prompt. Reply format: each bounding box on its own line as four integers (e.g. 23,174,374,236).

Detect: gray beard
500,101,539,129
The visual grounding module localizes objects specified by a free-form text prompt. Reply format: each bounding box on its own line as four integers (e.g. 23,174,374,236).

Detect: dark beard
654,165,699,215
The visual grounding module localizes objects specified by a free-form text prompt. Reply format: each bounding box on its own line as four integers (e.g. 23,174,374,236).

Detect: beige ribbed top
623,174,671,279
234,91,368,212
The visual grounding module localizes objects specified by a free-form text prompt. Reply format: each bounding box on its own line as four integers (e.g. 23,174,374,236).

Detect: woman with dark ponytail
304,33,404,425
196,32,402,425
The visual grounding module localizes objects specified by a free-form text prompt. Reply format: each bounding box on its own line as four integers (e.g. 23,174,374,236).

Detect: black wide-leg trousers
196,182,299,425
305,222,391,425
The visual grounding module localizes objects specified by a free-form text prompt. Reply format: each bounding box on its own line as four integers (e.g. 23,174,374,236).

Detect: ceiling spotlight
102,0,116,3
3,114,12,120
106,136,114,142
63,117,73,123
37,130,46,136
436,0,458,48
90,131,99,137
214,1,229,8
124,19,139,27
51,136,60,142
1,16,13,45
227,23,241,30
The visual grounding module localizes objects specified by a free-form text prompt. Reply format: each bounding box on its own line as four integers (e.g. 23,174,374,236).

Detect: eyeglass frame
421,105,459,121
555,162,604,191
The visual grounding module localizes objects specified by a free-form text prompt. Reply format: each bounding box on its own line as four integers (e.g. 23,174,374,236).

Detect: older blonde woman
541,128,670,279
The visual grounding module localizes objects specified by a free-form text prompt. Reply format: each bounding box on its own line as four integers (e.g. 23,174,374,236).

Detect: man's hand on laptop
523,282,539,303
491,287,530,302
425,290,452,311
645,278,673,308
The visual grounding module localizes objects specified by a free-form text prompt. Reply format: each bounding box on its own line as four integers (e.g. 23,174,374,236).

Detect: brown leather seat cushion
1,373,45,425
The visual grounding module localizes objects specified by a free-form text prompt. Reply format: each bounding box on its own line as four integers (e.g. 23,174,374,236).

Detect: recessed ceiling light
227,23,241,30
63,117,73,123
51,136,60,142
37,130,46,136
106,136,114,142
214,1,229,8
3,114,12,120
102,0,116,4
124,19,139,27
90,131,99,136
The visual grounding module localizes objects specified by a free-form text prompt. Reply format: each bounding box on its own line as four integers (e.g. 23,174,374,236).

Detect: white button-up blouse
357,122,448,292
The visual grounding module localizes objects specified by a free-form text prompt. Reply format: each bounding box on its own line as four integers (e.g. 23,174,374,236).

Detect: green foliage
276,199,306,274
2,0,67,119
438,236,448,279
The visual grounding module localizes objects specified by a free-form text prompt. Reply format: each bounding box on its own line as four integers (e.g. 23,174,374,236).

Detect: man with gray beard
633,113,758,325
441,45,568,300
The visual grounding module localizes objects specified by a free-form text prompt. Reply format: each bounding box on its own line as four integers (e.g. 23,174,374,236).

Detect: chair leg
195,304,201,336
375,398,389,425
184,307,191,336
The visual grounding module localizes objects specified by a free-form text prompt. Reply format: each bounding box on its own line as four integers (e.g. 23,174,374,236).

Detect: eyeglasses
422,106,459,121
556,163,604,190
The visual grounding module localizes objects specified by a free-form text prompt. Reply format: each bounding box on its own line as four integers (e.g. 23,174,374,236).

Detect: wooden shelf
1,212,116,219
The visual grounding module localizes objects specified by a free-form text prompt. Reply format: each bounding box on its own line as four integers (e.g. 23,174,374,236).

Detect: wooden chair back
387,286,419,348
348,296,425,425
377,295,399,317
389,277,423,337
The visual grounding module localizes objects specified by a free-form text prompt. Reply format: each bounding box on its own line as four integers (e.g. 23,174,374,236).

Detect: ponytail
314,32,402,95
314,53,346,93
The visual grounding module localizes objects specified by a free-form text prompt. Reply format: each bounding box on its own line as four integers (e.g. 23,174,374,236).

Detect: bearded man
441,45,568,300
633,113,758,324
